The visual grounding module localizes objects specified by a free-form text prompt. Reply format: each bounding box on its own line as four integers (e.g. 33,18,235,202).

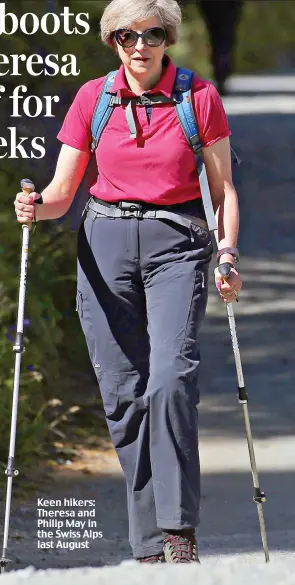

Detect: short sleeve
57,79,104,153
193,82,231,148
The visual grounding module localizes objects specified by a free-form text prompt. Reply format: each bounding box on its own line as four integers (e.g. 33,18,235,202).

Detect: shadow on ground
1,85,295,571
2,466,294,571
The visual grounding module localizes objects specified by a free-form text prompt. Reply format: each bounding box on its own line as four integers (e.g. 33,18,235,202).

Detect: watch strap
216,247,239,263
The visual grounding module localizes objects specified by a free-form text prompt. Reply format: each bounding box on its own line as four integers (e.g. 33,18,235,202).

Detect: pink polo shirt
57,56,231,205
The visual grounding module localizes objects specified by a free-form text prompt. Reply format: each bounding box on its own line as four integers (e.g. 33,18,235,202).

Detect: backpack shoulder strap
173,67,202,162
90,70,118,153
64,71,118,231
173,67,242,164
173,67,217,231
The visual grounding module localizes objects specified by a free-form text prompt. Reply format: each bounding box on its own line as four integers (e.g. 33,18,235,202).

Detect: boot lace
164,533,197,562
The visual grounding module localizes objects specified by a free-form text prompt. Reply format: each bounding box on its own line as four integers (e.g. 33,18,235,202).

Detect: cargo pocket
76,290,83,317
180,267,209,358
76,289,91,330
75,288,97,372
94,369,121,420
177,267,209,408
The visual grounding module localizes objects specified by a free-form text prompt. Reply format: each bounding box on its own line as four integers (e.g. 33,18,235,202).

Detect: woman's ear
109,33,118,51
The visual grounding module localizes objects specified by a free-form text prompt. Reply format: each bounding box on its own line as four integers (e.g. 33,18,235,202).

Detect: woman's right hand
14,191,41,224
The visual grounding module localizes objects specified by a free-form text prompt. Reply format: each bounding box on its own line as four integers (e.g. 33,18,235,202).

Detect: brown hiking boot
162,529,200,563
137,553,165,563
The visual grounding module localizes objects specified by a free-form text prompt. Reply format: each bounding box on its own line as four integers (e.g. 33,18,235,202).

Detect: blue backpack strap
63,71,118,231
173,66,241,166
173,67,217,231
173,67,203,172
90,70,118,152
173,67,241,231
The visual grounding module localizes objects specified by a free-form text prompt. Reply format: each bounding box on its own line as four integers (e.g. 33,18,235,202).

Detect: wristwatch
33,194,43,229
216,247,240,264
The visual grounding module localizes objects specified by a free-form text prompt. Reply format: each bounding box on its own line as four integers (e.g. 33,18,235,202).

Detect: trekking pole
197,146,269,561
0,179,35,575
217,260,270,563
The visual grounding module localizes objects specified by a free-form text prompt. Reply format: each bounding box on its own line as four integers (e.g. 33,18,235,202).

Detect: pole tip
0,556,13,573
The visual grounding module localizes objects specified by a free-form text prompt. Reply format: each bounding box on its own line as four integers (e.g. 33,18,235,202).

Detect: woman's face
114,16,166,77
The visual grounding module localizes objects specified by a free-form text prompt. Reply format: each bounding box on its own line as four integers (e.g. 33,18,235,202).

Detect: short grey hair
100,0,182,48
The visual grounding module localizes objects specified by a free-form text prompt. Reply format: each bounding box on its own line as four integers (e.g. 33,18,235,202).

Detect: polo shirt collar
111,55,176,98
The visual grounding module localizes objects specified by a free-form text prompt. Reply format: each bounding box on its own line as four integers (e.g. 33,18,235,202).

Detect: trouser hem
157,517,200,530
132,542,164,558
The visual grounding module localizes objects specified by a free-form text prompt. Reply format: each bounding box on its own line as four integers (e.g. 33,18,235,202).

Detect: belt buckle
119,201,143,219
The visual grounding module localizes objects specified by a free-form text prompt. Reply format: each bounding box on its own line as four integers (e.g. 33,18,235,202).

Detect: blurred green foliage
170,1,295,76
0,0,116,480
0,0,294,480
236,1,295,73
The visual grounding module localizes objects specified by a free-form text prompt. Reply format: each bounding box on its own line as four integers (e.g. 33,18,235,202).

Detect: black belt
86,197,209,232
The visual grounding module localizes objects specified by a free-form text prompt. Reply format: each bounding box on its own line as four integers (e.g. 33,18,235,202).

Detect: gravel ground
1,558,295,585
1,75,295,581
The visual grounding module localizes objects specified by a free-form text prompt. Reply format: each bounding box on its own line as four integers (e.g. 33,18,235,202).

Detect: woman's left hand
214,265,242,303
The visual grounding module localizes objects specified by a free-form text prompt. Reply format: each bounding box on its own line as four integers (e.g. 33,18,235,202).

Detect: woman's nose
134,36,145,50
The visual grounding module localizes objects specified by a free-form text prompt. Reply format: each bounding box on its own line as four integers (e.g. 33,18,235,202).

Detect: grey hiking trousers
76,198,213,558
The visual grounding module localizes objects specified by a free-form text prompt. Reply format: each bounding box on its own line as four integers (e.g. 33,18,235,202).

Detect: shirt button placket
137,105,149,135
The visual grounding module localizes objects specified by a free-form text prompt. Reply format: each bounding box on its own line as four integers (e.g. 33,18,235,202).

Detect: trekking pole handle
20,178,35,231
218,262,232,280
218,262,239,302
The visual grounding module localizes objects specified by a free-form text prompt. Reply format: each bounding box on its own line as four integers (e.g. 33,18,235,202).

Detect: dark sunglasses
115,27,166,48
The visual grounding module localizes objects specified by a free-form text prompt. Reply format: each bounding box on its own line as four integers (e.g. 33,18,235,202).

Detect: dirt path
1,76,295,573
